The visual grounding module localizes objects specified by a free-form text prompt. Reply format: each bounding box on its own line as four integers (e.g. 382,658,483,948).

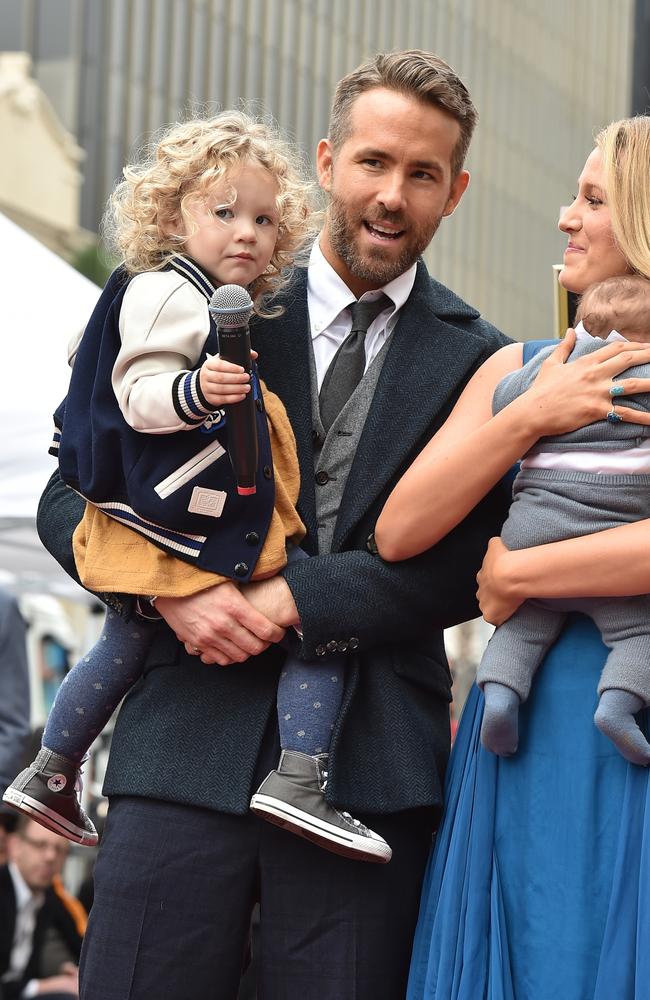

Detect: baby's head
105,110,315,312
575,274,650,342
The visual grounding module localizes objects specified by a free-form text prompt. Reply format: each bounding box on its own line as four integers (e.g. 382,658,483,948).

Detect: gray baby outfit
477,333,650,704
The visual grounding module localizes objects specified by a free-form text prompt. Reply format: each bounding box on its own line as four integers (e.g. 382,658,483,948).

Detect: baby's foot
481,682,520,756
594,689,650,766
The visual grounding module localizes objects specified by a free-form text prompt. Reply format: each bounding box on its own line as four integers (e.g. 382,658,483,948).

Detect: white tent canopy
0,212,100,595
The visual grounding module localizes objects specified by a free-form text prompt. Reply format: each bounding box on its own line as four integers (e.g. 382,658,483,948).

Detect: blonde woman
377,117,650,998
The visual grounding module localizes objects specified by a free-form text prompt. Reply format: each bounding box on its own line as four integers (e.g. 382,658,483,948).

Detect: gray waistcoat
309,339,391,554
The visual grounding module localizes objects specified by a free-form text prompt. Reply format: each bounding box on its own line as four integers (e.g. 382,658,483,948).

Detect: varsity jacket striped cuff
172,370,214,425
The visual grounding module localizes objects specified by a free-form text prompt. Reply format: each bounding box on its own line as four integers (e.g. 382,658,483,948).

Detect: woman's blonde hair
596,116,650,280
103,110,315,314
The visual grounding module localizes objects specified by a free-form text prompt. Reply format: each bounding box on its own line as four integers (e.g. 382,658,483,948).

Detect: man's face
317,87,470,297
8,821,69,891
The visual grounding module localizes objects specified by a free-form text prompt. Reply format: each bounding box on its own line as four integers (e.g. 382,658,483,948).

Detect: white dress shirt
5,863,44,997
306,239,417,390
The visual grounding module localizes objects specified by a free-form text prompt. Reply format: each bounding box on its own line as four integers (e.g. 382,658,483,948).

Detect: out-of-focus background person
0,590,30,806
0,816,86,1000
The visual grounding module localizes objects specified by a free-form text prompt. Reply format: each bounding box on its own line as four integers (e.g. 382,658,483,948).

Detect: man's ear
316,139,334,193
442,169,470,217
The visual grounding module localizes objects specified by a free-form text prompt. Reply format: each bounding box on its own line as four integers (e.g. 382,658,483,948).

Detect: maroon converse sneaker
3,748,98,846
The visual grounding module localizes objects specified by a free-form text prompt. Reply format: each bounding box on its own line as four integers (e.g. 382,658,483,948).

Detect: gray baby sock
594,689,650,766
481,682,521,756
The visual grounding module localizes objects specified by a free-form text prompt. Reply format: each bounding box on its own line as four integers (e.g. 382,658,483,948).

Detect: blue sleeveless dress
407,342,650,1000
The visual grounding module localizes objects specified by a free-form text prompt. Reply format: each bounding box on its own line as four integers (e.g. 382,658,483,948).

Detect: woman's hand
522,330,650,438
476,537,522,626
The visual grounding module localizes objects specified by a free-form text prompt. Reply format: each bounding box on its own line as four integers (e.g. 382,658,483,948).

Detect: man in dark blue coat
38,50,511,1000
0,591,30,803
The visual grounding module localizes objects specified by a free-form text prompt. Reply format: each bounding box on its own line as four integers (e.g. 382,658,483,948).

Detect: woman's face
558,147,631,294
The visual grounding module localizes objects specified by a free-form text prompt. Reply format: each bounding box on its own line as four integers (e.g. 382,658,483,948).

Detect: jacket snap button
245,531,260,546
263,465,272,479
234,562,249,577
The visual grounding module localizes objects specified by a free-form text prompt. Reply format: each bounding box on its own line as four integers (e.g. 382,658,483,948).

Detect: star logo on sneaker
47,774,67,792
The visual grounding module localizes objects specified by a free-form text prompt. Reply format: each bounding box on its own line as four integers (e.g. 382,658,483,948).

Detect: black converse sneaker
2,748,98,846
250,750,392,863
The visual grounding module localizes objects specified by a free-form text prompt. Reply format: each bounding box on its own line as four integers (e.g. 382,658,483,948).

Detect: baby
478,274,650,765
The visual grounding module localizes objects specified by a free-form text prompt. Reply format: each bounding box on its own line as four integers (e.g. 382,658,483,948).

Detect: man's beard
327,193,442,287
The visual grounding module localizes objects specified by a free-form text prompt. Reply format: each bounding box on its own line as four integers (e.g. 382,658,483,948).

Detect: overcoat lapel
252,262,494,554
250,272,319,548
332,261,493,551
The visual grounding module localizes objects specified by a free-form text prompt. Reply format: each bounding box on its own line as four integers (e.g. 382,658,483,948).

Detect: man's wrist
275,577,301,628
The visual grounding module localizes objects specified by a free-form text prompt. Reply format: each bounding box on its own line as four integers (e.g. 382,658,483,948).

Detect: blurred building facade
0,0,638,340
0,50,84,255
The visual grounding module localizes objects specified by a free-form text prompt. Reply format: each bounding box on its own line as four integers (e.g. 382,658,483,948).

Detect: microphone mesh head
209,284,254,327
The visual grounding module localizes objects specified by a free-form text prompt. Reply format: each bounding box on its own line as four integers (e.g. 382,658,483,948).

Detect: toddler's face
180,161,280,286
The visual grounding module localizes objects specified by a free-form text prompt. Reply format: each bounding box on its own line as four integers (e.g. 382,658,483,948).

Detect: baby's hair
103,110,315,315
575,274,650,340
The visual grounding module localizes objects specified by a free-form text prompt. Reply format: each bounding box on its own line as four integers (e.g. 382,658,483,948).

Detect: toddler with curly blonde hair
4,111,391,864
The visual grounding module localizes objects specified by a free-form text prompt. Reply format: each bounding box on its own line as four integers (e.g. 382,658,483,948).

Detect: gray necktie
319,294,391,432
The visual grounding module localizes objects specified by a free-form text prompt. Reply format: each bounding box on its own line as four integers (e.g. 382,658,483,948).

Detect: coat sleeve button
366,532,378,554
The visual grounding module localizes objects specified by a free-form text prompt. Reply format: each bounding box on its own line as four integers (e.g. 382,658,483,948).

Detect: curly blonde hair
103,111,316,314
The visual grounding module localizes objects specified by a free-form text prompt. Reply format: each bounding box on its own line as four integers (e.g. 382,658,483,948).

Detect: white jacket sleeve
112,271,214,433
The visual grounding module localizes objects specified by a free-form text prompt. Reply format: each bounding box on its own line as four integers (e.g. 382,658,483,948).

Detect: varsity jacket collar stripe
167,255,217,301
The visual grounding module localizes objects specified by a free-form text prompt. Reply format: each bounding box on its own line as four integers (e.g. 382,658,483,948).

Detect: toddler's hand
199,353,256,407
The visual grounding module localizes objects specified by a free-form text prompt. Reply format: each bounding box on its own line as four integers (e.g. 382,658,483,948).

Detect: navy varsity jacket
52,257,276,582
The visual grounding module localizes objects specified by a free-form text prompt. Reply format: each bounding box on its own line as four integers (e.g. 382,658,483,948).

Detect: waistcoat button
315,470,329,485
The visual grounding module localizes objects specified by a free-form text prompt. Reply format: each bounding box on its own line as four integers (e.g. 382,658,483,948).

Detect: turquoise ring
610,384,625,397
607,408,623,424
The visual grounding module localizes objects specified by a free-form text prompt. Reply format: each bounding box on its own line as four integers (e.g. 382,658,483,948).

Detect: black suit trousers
80,732,433,1000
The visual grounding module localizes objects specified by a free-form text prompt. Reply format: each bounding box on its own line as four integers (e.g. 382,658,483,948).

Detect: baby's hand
199,353,256,407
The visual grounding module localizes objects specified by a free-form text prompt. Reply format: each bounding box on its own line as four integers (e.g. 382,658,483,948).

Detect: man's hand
37,965,79,995
155,583,286,666
242,576,301,629
476,537,523,626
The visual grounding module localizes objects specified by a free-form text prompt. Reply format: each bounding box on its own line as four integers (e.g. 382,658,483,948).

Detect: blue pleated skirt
407,615,650,1000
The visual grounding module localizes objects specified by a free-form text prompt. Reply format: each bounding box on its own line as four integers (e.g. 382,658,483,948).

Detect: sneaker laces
74,758,87,796
319,766,371,837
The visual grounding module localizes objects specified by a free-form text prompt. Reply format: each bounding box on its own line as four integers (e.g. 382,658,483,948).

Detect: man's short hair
328,49,478,176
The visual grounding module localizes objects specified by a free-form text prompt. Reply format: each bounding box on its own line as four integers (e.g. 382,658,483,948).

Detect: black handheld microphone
208,284,258,496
